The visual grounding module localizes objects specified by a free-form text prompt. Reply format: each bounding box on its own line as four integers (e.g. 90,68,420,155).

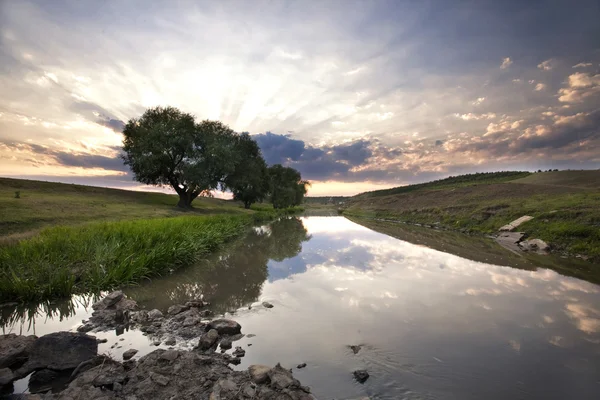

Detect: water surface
3,216,599,399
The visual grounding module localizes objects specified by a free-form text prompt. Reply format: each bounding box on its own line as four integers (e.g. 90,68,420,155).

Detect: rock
297,363,307,368
183,316,201,327
122,349,138,360
160,350,179,362
152,340,161,346
248,364,271,384
0,334,37,369
349,345,361,354
246,334,256,338
520,238,550,253
147,309,163,320
499,216,534,231
96,338,108,344
93,291,124,309
219,338,232,350
164,337,176,346
211,377,238,398
262,301,274,308
167,304,188,316
28,368,59,393
150,371,170,386
200,310,213,318
353,369,370,383
268,364,297,390
199,329,219,350
0,367,14,386
18,332,97,373
232,346,245,358
185,300,204,308
207,319,241,335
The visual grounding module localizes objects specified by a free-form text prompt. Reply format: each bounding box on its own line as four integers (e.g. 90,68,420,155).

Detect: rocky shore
0,291,314,399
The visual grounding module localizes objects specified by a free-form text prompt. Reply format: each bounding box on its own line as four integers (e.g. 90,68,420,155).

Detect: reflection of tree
126,217,311,314
1,295,97,335
268,218,312,261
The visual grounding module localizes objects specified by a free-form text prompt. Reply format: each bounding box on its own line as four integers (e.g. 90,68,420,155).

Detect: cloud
96,116,125,133
1,0,600,194
558,72,600,103
500,57,513,69
0,139,128,173
454,113,497,120
537,59,554,70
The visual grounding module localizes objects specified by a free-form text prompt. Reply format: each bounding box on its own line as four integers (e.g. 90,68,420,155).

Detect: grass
0,177,303,302
0,209,303,302
0,177,248,242
343,170,600,263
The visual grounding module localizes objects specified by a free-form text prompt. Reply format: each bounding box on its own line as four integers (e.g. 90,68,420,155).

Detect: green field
0,177,300,301
343,170,600,263
0,177,249,243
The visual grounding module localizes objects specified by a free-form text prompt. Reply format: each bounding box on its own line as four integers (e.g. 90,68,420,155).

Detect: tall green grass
0,210,297,302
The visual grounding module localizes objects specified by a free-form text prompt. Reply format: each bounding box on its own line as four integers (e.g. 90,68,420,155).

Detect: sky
1,0,599,196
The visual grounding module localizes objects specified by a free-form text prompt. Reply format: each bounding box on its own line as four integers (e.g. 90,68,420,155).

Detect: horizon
1,1,600,196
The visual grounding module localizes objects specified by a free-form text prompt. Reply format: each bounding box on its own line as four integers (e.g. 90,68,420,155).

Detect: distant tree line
122,106,309,209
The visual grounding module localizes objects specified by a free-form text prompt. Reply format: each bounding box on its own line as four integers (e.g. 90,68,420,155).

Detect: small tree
268,165,309,209
224,133,270,209
122,107,237,208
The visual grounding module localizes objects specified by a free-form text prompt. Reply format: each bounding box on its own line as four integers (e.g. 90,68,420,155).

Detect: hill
0,177,246,241
343,170,600,262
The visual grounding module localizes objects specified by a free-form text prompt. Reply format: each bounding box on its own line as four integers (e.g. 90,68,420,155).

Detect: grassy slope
0,177,300,301
343,170,600,262
0,177,248,242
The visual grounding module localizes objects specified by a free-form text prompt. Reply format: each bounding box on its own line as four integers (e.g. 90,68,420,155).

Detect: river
2,216,599,399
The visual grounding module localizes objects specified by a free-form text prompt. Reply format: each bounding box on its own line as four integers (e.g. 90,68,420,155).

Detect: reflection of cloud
564,303,600,334
508,339,521,353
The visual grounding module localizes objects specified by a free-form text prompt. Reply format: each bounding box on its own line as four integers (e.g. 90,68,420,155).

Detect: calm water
2,216,600,399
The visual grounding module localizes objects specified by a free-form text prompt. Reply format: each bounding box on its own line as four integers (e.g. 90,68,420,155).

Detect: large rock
19,332,97,372
207,319,241,335
122,349,138,360
0,367,14,386
0,334,37,369
248,364,271,384
95,291,123,309
28,368,66,394
85,291,138,332
198,329,219,350
520,238,550,253
268,364,297,390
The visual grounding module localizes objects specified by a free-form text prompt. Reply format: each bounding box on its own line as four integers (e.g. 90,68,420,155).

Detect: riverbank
342,170,600,264
0,209,301,303
0,292,314,399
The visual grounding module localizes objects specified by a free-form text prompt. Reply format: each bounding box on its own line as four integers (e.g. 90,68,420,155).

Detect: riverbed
2,216,599,399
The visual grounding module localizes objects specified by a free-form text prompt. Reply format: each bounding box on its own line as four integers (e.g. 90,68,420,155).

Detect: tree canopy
122,106,309,209
268,164,310,209
122,107,237,208
223,133,269,209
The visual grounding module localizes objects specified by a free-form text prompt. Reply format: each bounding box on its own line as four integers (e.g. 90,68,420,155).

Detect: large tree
268,164,310,209
122,106,237,208
224,133,269,209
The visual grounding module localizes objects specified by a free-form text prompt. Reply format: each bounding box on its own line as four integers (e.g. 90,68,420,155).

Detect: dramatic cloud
1,0,600,194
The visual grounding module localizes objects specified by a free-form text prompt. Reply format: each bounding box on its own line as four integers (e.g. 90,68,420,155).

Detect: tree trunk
177,194,193,209
244,201,251,209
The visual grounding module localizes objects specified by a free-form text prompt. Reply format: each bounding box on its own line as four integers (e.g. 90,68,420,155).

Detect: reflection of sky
237,217,600,400
3,217,600,399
